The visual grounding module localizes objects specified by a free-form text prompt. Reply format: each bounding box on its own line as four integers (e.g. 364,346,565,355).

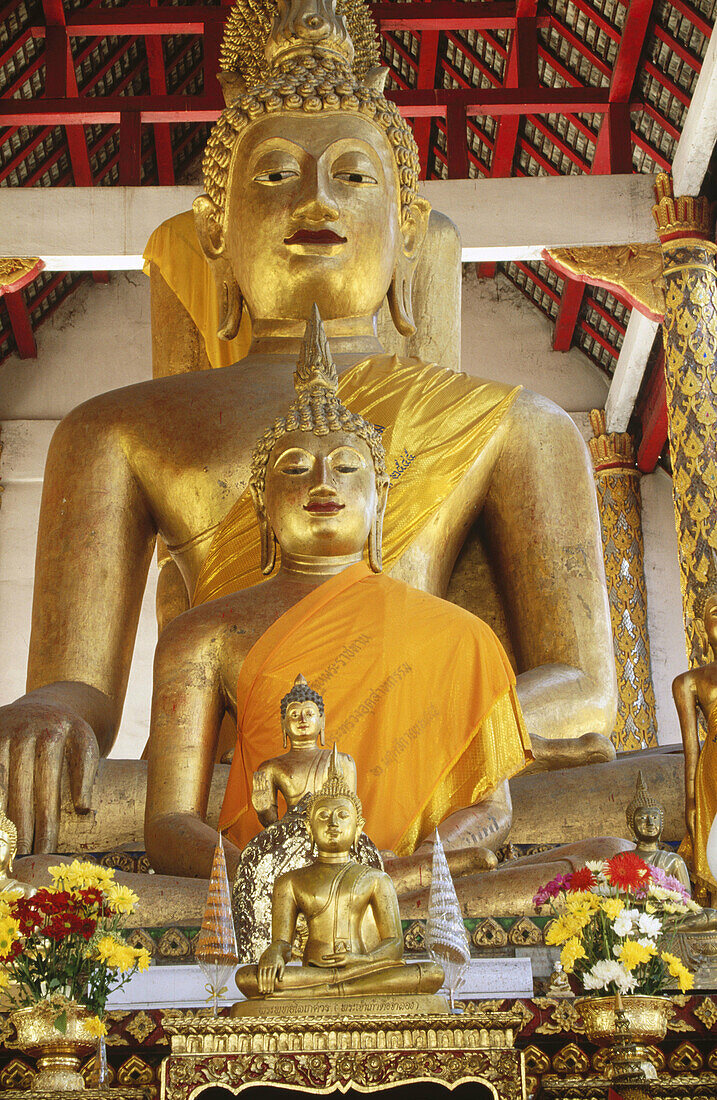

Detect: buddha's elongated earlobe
282,723,288,748
387,198,431,337
319,721,325,747
218,262,243,341
368,477,389,574
250,483,277,576
193,193,243,341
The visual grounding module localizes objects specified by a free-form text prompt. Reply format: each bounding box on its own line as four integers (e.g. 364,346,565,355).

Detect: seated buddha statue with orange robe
1,0,616,863
144,309,533,889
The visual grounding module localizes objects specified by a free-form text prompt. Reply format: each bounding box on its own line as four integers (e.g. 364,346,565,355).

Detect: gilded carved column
653,175,717,666
589,410,658,751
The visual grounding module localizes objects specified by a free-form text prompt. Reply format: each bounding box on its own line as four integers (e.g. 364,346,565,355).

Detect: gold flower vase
577,994,670,1045
577,995,670,1099
11,1002,96,1091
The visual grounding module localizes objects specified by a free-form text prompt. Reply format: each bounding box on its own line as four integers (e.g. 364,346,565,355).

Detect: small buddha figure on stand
673,568,717,904
626,770,692,895
233,674,381,962
234,749,444,1007
0,810,35,897
251,674,355,826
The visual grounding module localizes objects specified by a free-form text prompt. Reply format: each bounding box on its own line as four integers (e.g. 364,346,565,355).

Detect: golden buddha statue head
194,0,429,338
626,770,664,843
0,809,18,873
280,672,325,747
250,306,389,573
306,743,364,852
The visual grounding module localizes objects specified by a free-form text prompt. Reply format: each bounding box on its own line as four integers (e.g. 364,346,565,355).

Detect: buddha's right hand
257,944,287,994
0,695,100,855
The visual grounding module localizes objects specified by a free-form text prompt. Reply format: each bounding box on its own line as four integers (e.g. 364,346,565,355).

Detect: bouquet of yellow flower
0,860,149,1035
534,852,700,996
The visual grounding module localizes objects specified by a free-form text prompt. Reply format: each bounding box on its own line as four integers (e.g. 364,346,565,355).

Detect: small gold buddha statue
251,673,355,826
0,811,35,897
673,567,717,902
234,748,444,1004
626,771,692,895
233,674,381,962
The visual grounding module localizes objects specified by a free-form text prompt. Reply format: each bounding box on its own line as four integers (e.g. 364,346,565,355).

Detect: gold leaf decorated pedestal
160,1006,527,1100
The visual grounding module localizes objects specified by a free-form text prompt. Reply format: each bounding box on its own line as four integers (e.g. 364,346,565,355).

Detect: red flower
568,867,596,892
79,887,103,910
606,851,650,892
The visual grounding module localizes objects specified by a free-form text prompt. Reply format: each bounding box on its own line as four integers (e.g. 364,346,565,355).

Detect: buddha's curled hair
281,673,325,719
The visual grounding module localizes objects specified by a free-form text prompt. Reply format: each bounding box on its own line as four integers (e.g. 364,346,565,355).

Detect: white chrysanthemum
612,909,638,937
637,913,662,938
583,959,636,993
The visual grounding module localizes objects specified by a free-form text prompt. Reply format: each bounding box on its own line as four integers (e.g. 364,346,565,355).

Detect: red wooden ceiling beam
145,0,175,186
651,22,702,72
665,0,712,40
0,86,619,126
566,0,621,43
547,14,611,80
26,3,552,36
579,318,620,358
636,350,668,473
413,13,439,179
552,274,585,351
375,3,549,32
551,0,653,349
630,126,671,170
4,289,37,359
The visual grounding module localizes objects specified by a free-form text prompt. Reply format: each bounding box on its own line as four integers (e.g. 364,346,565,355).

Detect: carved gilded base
0,1092,150,1099
539,1072,717,1098
229,992,450,1018
160,1008,526,1099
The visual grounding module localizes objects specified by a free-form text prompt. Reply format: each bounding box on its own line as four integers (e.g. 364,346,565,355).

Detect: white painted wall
461,272,610,409
0,269,684,756
642,468,686,744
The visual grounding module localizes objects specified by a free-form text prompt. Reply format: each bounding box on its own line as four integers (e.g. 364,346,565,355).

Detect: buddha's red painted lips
285,229,347,244
304,502,345,515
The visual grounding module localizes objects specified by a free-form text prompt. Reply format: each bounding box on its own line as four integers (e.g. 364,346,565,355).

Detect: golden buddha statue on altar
673,565,717,902
233,672,382,963
234,747,445,1007
1,0,617,865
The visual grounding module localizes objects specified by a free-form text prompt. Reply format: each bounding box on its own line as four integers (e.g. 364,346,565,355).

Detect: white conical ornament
195,832,239,1015
425,829,471,1010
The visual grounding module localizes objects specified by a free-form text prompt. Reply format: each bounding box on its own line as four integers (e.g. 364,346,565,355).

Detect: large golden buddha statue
1,0,615,859
234,748,444,1004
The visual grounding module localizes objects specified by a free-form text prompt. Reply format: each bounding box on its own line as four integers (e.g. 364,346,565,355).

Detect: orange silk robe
219,563,533,855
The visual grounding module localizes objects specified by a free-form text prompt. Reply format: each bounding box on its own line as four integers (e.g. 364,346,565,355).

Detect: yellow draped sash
219,562,532,855
193,356,520,605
